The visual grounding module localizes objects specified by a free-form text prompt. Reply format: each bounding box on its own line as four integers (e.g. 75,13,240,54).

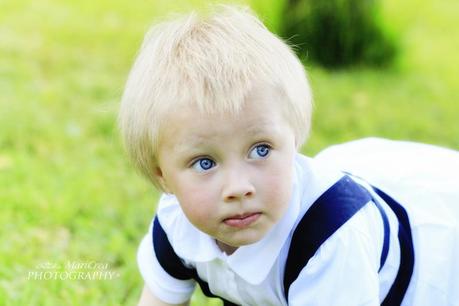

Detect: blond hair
119,5,312,188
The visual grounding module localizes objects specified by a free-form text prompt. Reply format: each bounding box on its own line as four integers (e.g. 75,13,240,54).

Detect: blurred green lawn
0,0,458,305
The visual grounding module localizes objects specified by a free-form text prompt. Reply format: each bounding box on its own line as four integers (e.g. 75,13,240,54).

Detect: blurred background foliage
282,0,398,67
0,0,458,305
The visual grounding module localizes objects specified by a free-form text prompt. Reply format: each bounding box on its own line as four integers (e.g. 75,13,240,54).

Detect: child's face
156,86,297,253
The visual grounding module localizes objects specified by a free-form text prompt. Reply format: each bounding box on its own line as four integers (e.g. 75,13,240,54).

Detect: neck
216,240,238,255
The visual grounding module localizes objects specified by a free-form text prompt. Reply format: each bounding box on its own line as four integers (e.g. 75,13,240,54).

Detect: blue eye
192,158,215,172
249,144,271,159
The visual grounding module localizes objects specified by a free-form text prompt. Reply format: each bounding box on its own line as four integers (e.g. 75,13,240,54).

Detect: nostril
223,185,256,201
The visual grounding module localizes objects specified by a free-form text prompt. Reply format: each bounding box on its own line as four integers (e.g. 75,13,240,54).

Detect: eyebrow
244,119,284,139
171,121,278,155
245,125,272,137
171,135,211,156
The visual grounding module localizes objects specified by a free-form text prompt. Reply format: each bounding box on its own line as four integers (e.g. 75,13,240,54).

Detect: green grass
0,0,458,305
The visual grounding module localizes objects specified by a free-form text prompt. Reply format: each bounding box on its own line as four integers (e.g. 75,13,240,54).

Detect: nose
222,167,256,202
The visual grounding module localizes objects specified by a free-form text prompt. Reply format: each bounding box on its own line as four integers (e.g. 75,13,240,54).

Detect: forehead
158,85,288,147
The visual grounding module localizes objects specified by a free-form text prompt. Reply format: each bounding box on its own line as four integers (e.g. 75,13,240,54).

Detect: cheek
261,156,295,210
174,181,219,228
265,169,293,200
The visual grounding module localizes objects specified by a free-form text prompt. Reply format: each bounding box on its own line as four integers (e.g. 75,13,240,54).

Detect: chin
230,231,267,247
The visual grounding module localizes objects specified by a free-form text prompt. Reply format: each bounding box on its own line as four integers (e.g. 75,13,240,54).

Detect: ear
154,166,172,194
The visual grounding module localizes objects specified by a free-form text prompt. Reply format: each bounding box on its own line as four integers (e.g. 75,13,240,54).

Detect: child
119,5,459,306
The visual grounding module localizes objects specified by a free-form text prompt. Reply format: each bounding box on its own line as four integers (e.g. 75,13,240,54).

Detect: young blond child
119,5,459,306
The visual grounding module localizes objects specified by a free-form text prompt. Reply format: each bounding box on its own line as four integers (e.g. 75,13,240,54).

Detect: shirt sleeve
288,203,382,306
137,233,196,304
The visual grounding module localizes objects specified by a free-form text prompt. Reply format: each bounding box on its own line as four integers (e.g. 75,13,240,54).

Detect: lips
223,212,261,228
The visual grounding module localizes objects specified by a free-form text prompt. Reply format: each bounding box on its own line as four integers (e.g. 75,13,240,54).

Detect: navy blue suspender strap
374,195,391,273
283,175,391,300
283,175,372,298
373,187,415,306
152,217,194,281
152,217,239,306
283,175,414,305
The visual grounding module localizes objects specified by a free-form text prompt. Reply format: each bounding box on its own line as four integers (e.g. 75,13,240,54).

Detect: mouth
223,212,261,228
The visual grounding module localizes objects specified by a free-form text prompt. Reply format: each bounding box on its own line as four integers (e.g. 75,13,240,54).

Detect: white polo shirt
137,138,459,305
